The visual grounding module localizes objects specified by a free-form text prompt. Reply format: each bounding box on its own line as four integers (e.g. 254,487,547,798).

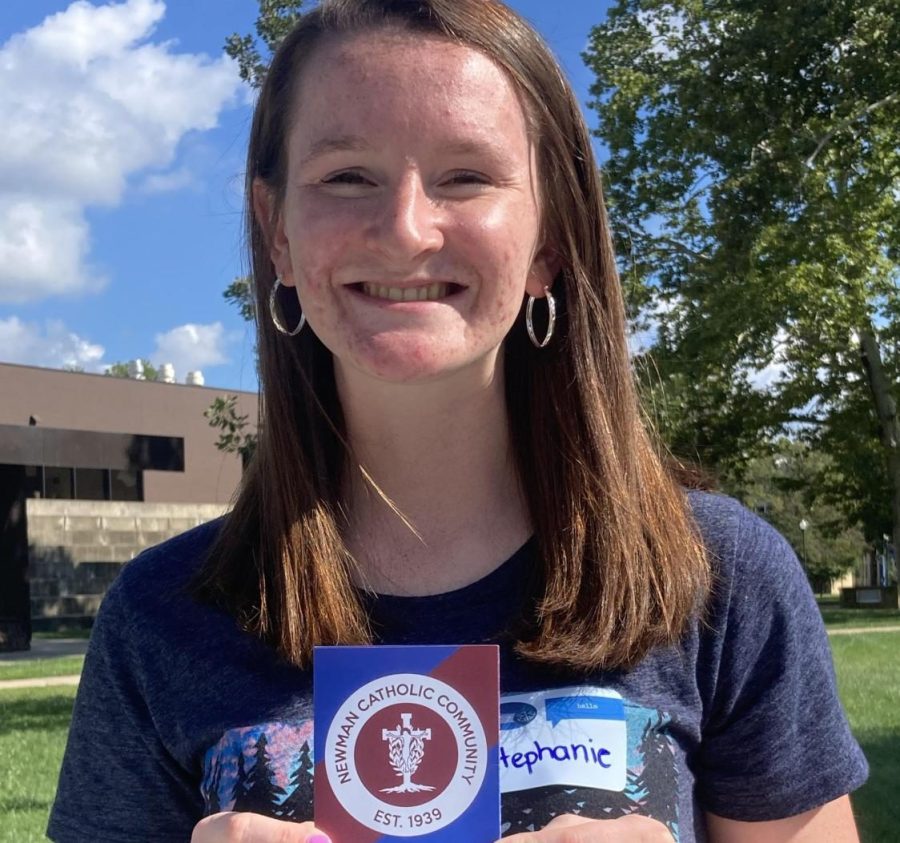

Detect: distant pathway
826,624,900,636
0,675,81,690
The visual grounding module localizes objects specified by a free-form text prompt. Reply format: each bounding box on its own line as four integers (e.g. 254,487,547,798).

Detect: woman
49,1,867,841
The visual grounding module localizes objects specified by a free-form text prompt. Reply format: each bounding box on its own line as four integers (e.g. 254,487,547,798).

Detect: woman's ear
525,243,563,298
252,178,295,286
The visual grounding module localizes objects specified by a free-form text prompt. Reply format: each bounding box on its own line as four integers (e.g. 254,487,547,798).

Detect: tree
278,739,313,820
105,359,160,381
206,760,224,814
585,0,900,564
204,395,257,467
224,0,306,90
725,439,866,590
232,733,287,814
629,716,678,834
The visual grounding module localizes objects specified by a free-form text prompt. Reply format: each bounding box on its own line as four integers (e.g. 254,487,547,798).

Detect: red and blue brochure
314,645,500,842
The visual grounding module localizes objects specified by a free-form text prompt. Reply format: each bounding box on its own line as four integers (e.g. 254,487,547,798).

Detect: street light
799,518,809,569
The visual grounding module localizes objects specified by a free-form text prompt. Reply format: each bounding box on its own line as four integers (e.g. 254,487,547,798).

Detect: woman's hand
498,813,675,842
191,812,331,843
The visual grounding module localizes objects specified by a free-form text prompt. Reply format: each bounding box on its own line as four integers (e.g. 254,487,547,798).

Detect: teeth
362,283,449,302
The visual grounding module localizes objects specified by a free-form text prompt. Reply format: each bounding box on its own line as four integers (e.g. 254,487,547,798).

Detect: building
0,362,257,650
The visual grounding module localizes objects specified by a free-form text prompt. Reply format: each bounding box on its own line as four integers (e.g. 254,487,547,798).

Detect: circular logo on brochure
324,672,487,835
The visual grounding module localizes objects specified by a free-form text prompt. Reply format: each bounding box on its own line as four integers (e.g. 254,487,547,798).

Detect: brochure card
314,645,500,842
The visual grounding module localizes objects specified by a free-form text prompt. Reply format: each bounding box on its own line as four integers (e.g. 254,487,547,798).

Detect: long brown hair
194,0,710,671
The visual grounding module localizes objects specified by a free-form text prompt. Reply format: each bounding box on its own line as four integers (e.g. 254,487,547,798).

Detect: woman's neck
337,362,532,596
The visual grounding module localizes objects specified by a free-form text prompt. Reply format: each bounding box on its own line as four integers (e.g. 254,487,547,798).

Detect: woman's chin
336,340,500,389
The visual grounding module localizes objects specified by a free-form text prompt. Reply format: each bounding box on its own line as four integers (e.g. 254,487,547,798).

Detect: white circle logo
323,672,487,835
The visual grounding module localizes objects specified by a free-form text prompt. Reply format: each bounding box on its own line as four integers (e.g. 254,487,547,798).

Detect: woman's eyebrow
298,135,506,170
297,135,372,169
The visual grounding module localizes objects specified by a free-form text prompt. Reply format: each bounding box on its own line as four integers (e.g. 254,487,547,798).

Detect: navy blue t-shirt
48,492,867,841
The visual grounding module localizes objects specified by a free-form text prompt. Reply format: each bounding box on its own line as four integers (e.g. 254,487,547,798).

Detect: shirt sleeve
693,496,868,821
47,574,203,842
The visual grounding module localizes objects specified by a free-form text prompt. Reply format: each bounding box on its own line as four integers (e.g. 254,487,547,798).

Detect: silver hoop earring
526,286,556,349
269,278,306,336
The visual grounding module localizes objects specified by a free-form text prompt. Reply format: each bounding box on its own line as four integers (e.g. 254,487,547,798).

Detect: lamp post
799,518,809,570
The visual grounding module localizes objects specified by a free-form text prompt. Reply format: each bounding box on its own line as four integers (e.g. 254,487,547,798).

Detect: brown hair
193,0,710,671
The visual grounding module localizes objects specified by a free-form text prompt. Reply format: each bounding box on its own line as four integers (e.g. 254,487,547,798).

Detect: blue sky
0,0,613,391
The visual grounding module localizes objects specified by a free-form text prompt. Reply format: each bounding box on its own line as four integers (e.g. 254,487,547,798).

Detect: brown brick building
0,362,258,650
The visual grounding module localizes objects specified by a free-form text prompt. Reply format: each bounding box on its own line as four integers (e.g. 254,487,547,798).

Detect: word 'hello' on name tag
314,645,500,842
499,686,627,793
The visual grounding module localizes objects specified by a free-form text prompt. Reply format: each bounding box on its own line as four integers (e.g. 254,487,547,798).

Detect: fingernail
307,835,332,843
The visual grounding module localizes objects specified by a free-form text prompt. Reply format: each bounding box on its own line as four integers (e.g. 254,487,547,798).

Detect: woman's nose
367,172,444,261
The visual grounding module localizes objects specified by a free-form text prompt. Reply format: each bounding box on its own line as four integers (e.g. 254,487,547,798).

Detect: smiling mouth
355,282,463,302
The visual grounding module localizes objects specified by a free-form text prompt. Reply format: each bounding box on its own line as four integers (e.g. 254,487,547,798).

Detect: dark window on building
110,468,142,501
74,468,107,501
24,465,43,498
44,466,74,499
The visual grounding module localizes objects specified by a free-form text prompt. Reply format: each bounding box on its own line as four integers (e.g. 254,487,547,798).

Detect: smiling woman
259,27,553,385
47,2,867,843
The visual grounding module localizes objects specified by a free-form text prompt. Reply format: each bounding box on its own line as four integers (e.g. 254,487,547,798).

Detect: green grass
0,657,84,682
0,686,77,843
831,631,900,843
32,629,92,641
821,608,900,628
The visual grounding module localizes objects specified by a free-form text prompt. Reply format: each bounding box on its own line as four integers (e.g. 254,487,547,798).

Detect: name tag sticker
499,686,627,793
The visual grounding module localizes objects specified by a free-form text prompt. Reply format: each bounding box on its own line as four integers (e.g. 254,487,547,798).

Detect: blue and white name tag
499,686,626,793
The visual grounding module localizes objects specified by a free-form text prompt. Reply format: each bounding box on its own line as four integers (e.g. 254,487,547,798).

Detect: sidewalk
0,637,89,662
0,637,88,690
0,675,80,690
826,624,900,636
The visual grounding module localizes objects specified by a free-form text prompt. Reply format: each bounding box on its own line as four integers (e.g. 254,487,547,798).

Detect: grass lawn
31,629,92,641
820,607,900,628
0,657,84,682
831,631,900,843
0,686,77,843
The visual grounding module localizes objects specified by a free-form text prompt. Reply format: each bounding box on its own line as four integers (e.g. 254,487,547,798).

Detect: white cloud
137,167,197,195
0,198,102,302
0,0,241,302
0,316,105,369
152,321,236,379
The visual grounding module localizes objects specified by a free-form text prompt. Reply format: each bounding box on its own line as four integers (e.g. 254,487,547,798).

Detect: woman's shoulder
100,516,225,616
686,489,800,586
684,489,825,667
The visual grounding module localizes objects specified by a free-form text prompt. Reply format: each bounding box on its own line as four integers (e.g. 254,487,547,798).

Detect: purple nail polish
307,835,332,843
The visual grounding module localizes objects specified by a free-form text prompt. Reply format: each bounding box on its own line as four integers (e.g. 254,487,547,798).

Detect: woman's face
262,29,556,388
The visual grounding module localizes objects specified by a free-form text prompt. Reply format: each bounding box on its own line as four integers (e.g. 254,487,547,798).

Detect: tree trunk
858,325,900,584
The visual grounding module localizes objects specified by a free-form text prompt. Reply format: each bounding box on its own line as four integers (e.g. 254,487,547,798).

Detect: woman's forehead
290,28,530,140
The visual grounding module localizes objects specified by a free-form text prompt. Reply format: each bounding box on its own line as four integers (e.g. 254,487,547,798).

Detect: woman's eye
322,171,372,185
444,171,489,186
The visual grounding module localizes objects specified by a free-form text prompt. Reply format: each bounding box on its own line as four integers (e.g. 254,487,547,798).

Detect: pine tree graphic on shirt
498,702,679,839
631,715,678,834
278,739,314,820
205,760,223,814
230,751,248,807
232,733,287,814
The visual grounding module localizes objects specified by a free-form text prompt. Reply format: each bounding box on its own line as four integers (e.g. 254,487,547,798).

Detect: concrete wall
27,499,228,627
0,362,257,504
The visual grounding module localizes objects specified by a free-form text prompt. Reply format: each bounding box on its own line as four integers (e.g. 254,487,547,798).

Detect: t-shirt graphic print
499,687,678,839
199,688,678,839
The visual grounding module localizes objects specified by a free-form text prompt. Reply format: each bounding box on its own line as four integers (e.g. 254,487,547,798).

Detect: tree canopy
585,0,900,551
